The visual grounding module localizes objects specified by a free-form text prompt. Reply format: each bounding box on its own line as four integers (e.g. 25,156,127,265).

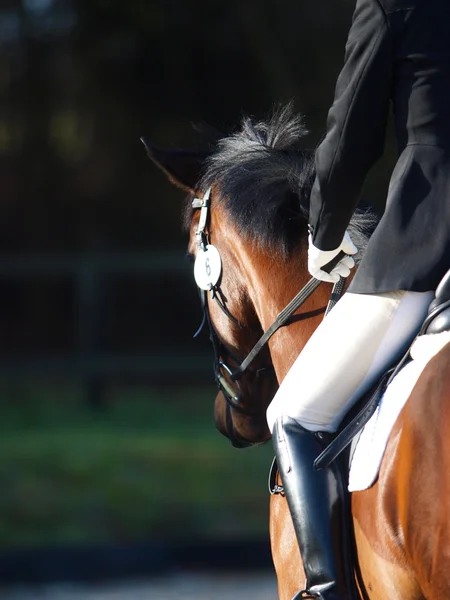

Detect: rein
231,253,346,381
191,187,346,406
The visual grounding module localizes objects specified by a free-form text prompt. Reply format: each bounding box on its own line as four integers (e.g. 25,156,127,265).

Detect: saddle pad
348,331,450,492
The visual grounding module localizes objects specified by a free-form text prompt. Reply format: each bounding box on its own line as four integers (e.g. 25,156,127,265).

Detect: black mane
186,104,375,258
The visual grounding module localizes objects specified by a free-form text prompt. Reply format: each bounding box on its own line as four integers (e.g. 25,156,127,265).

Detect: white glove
308,231,357,283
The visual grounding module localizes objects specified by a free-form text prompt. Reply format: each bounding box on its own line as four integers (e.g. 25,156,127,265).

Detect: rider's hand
308,231,357,283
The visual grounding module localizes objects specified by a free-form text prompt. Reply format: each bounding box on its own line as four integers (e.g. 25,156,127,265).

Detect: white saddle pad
348,331,450,492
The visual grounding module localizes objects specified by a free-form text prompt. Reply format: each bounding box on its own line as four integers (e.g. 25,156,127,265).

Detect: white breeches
266,290,433,434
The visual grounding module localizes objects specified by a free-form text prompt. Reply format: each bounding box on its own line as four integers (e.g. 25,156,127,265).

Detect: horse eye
185,252,195,264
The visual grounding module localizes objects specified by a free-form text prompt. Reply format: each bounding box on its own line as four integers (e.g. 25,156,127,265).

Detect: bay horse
143,106,450,600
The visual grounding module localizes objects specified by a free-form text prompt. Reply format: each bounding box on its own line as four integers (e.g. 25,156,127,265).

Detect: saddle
421,268,450,334
316,268,450,470
269,267,450,493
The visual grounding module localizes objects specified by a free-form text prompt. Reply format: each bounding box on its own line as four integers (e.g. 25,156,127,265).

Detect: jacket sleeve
309,0,393,250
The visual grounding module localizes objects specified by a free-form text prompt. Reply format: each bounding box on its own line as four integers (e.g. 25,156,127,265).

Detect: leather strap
313,368,394,471
231,251,347,381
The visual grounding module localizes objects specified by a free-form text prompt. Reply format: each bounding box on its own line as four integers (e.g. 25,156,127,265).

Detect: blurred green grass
0,382,273,547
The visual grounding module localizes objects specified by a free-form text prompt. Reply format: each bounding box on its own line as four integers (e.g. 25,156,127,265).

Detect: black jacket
309,0,450,293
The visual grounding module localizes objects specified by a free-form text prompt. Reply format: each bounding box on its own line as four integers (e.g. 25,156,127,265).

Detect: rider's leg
267,290,433,433
273,415,354,600
268,289,433,600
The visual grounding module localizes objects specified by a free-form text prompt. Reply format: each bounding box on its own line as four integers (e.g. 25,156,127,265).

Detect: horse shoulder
354,341,450,599
351,421,422,600
393,340,450,598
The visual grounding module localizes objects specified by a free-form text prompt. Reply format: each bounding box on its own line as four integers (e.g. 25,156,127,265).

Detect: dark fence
0,252,211,404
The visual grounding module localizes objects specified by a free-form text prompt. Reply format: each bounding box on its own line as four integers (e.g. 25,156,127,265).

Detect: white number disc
194,245,222,290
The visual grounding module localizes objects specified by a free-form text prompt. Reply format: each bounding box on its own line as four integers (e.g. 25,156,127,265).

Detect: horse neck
237,241,334,383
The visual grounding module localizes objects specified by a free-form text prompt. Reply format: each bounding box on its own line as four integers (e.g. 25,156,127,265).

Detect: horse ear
141,138,209,193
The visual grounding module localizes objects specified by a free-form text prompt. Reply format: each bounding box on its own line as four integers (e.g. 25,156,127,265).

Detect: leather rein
191,187,347,413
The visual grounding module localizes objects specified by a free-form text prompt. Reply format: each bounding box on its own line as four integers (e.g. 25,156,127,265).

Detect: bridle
192,187,268,416
191,187,346,415
195,285,270,415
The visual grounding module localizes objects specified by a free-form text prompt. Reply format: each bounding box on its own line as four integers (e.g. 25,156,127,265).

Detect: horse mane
185,103,376,259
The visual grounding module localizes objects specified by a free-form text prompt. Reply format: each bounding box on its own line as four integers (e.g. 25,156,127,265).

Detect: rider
267,0,450,598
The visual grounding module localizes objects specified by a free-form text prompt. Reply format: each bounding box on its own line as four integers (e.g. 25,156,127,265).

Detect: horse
143,105,450,600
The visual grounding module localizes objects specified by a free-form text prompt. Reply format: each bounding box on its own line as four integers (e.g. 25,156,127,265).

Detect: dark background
0,0,395,362
0,0,397,576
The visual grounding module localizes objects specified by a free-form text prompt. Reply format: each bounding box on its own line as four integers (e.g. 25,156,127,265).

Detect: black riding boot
272,415,356,600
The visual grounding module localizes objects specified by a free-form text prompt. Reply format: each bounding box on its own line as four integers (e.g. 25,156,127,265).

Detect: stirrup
293,581,335,599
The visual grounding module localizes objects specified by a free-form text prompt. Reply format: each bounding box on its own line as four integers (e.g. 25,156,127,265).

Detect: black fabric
309,0,450,293
272,416,357,600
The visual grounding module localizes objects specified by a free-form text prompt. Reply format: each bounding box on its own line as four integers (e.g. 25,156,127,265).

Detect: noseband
191,187,346,413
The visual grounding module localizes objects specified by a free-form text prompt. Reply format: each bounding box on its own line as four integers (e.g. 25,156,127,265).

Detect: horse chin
214,391,272,448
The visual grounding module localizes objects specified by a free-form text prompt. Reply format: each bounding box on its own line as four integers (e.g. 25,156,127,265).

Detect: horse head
143,105,372,450
142,138,279,448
